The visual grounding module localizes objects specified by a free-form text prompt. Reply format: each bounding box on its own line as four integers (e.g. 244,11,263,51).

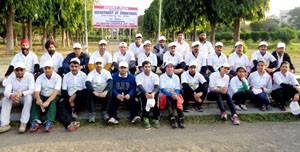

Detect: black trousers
139,93,160,120
87,90,112,113
271,87,299,106
182,85,207,108
166,96,184,119
232,90,252,105
109,95,139,120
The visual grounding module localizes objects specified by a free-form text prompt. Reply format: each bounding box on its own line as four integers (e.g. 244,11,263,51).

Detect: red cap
20,39,30,45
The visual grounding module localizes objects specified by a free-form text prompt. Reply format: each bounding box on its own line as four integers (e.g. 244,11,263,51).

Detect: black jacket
271,50,295,71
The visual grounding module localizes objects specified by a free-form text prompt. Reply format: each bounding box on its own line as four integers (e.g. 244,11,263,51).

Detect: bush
260,31,270,41
274,27,298,44
240,32,251,42
251,32,260,42
269,32,276,41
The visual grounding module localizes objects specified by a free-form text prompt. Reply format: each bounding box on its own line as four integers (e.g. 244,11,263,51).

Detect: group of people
0,31,299,134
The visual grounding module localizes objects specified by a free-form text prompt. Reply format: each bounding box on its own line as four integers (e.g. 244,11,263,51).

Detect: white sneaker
19,123,27,133
108,117,119,125
240,104,248,111
234,104,242,111
131,116,141,124
0,125,11,133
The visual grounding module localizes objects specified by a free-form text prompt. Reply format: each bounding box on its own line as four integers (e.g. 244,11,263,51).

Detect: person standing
0,62,34,133
128,33,144,61
198,31,214,58
175,31,190,57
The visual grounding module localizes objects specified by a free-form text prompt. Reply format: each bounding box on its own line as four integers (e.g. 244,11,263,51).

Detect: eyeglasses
224,67,230,70
15,68,24,72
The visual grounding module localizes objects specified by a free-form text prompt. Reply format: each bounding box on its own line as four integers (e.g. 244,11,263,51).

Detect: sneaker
170,117,177,128
143,118,150,129
178,118,185,128
88,113,96,123
279,105,286,111
266,105,272,111
234,104,242,111
67,121,80,132
195,106,203,112
103,111,110,121
19,123,27,133
261,105,266,111
108,117,119,125
220,112,227,121
29,121,40,132
0,125,11,133
72,109,78,119
43,120,53,132
151,119,160,128
183,107,190,112
131,116,141,124
231,114,240,125
240,104,248,111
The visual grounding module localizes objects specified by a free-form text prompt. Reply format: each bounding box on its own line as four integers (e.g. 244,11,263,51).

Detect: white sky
98,0,300,17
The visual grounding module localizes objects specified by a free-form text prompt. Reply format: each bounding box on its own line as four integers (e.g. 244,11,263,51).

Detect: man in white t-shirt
163,42,186,76
58,58,85,131
128,33,144,61
175,31,190,57
137,40,157,73
185,41,206,74
40,40,64,75
0,62,34,133
30,60,62,132
112,42,136,74
86,57,113,123
207,42,228,74
228,41,251,77
88,39,113,72
198,31,214,58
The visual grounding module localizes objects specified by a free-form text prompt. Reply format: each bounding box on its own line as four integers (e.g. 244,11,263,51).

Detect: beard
21,48,29,55
199,37,205,42
48,49,55,55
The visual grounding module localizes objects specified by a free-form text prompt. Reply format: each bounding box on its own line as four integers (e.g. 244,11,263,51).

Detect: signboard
93,5,138,28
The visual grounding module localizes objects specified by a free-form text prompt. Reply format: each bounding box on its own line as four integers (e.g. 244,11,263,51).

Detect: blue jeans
249,91,270,107
207,92,236,115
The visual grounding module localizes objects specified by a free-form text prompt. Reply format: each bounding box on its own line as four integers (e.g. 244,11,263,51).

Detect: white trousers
0,95,32,126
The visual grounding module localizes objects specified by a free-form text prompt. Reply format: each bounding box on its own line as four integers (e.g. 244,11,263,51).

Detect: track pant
30,95,59,122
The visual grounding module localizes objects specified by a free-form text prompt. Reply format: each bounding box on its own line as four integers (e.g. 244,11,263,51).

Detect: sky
97,0,300,16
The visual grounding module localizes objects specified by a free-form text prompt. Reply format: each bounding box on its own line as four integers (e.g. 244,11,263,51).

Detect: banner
93,5,138,28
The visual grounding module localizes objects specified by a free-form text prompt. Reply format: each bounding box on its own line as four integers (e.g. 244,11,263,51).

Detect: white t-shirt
185,51,198,66
35,72,62,97
181,71,206,90
62,71,87,96
159,73,181,92
229,76,249,97
128,42,144,57
175,41,190,57
10,51,39,73
113,51,136,64
89,51,112,68
272,71,299,90
40,52,64,72
136,71,159,92
4,72,35,99
228,52,250,72
137,52,157,67
86,69,112,93
250,50,276,68
248,71,272,93
199,41,214,58
207,53,228,71
209,71,229,92
163,51,184,67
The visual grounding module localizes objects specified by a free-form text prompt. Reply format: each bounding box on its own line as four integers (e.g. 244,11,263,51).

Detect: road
0,122,299,152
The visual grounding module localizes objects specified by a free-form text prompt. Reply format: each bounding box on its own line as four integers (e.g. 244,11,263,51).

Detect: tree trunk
233,18,241,42
27,19,33,50
66,31,69,47
13,27,17,49
172,30,176,41
76,31,79,42
82,33,85,45
210,21,216,45
53,26,56,41
42,27,48,49
22,19,27,39
69,31,73,45
6,4,15,55
62,29,65,47
193,20,197,41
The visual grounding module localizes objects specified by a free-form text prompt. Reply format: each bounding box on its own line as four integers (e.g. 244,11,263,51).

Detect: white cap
143,40,152,45
146,99,155,112
43,60,54,67
70,58,80,64
165,61,174,66
135,33,143,38
158,36,166,41
234,41,243,47
119,61,129,68
94,57,104,63
119,42,128,47
221,62,230,68
290,101,300,115
168,42,176,47
259,41,268,47
215,42,223,47
14,62,26,69
73,43,82,49
189,60,198,67
191,41,200,47
98,39,107,45
277,42,285,48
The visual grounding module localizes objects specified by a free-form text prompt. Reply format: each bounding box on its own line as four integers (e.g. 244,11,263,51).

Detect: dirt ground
0,122,299,152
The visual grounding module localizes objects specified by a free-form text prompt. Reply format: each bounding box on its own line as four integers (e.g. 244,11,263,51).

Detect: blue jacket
62,52,89,74
112,71,136,97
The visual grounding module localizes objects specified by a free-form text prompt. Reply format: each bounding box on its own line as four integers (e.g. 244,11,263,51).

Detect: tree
288,7,300,31
0,0,15,55
274,27,298,44
143,0,159,39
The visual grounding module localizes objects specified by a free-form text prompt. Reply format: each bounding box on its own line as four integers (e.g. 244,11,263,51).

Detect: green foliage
251,32,261,42
250,22,264,31
288,7,300,30
143,0,159,38
240,32,251,42
260,31,270,41
274,27,298,44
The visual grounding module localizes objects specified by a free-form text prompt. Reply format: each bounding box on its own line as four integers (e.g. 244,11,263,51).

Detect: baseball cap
277,42,285,48
143,40,152,46
98,39,107,45
290,101,300,115
119,61,129,68
259,41,268,47
43,60,54,67
146,99,155,112
135,33,143,38
191,41,200,47
165,61,174,67
94,57,104,64
119,42,128,47
189,60,198,67
168,42,176,47
221,62,230,68
215,42,223,47
158,36,166,41
73,43,82,49
70,57,80,64
234,41,243,47
14,62,26,70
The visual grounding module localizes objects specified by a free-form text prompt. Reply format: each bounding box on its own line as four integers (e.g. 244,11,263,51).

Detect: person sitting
206,42,227,74
88,40,113,72
163,42,186,76
153,36,168,71
228,41,251,77
271,42,295,73
137,40,157,73
112,42,136,74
